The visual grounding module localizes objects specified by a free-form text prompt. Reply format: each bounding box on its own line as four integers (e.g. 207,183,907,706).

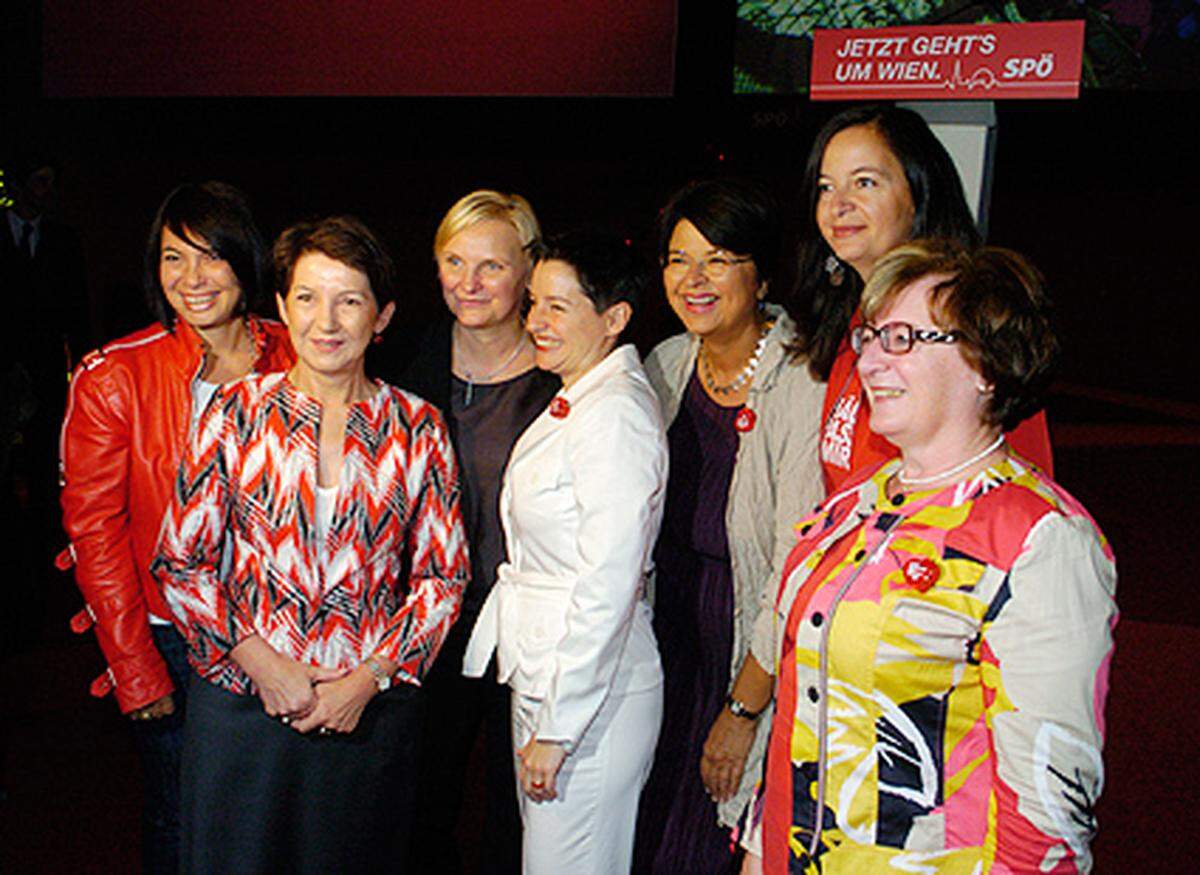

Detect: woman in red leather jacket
58,181,293,874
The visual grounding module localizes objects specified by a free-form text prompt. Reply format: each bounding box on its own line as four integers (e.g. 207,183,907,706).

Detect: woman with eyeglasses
785,103,1052,495
739,240,1116,874
633,179,825,875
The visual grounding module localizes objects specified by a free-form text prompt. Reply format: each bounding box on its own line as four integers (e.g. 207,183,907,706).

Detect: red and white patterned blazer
152,372,469,694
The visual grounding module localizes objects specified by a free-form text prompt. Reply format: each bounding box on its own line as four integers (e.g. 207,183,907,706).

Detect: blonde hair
433,190,541,257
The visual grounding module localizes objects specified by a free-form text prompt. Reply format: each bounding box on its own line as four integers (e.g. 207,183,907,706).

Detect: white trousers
512,684,662,875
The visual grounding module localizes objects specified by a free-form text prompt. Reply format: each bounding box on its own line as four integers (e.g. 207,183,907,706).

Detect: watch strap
364,656,391,692
726,694,762,721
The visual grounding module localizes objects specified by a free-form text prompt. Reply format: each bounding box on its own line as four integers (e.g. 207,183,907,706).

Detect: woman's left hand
517,738,566,802
290,666,377,736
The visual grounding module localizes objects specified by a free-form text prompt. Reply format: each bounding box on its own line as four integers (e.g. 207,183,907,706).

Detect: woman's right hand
230,636,343,720
128,692,176,722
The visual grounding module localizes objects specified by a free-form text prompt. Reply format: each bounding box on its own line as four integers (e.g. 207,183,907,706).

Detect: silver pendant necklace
460,335,528,407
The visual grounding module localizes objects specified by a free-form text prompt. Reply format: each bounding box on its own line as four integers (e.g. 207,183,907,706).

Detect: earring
373,333,384,345
824,254,844,288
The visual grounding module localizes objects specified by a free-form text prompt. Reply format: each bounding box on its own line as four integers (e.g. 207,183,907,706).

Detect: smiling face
856,274,989,460
816,124,916,281
663,219,763,344
526,260,628,389
159,225,244,331
437,219,530,332
278,251,395,383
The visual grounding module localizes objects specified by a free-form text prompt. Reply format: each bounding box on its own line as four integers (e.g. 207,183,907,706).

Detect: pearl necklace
701,322,771,397
458,334,529,407
897,434,1005,487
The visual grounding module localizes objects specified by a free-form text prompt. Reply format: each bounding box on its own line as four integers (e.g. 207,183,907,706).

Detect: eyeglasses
851,321,961,356
662,253,753,281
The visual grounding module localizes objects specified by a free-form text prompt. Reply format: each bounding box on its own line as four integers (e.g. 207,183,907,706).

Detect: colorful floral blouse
745,456,1117,873
152,373,469,694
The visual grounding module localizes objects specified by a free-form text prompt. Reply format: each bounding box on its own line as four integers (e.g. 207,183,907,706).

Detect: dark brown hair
273,215,396,307
787,105,981,380
861,239,1059,431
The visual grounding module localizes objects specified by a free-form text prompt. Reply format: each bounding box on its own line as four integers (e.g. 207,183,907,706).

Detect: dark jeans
130,624,191,875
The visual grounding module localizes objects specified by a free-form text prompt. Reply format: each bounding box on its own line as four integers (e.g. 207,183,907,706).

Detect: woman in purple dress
635,180,825,874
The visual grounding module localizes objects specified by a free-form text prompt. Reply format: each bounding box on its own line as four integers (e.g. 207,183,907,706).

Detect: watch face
366,657,390,692
728,698,757,719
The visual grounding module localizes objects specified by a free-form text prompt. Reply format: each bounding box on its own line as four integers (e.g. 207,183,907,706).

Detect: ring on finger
318,727,331,736
280,715,291,726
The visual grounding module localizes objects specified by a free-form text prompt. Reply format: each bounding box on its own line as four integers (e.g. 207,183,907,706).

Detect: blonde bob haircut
433,190,541,258
861,239,1059,432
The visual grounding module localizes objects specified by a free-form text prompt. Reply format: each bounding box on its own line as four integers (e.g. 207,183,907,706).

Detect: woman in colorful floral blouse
742,240,1116,873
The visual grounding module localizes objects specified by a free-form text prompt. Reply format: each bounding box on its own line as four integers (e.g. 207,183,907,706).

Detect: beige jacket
644,307,825,828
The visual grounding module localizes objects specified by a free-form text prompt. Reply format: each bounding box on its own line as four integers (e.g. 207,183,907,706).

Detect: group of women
60,103,1116,875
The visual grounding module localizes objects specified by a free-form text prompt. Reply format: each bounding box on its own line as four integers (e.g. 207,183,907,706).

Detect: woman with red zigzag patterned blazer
59,181,293,875
153,216,468,875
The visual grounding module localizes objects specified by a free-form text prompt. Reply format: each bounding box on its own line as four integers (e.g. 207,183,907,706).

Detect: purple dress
633,369,740,875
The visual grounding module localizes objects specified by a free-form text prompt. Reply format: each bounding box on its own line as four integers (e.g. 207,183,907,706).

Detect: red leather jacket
59,316,294,712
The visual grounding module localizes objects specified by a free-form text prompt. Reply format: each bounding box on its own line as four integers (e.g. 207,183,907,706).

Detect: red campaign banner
810,21,1085,101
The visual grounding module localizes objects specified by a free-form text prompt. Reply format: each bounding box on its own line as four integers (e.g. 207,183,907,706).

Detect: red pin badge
734,408,756,433
902,557,941,592
549,397,570,419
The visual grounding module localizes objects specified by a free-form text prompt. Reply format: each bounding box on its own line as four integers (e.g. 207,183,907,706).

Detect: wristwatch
726,694,762,721
363,656,392,693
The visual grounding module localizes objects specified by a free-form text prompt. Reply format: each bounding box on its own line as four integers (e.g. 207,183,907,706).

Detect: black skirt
181,675,424,875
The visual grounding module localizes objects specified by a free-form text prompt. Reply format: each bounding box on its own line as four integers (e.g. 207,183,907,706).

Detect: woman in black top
385,190,558,874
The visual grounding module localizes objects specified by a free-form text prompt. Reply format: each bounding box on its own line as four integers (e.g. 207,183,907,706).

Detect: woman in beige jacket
634,179,825,874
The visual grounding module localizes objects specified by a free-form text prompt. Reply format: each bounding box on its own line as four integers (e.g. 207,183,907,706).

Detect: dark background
4,3,1196,405
3,2,1198,871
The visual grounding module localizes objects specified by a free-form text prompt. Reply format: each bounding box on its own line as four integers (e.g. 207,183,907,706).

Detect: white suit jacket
464,344,667,750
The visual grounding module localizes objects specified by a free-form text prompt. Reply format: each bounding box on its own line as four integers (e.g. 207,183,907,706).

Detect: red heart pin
902,557,941,592
734,408,756,433
549,397,570,419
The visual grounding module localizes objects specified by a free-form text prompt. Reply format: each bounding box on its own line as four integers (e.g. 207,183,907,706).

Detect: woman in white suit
464,230,667,874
